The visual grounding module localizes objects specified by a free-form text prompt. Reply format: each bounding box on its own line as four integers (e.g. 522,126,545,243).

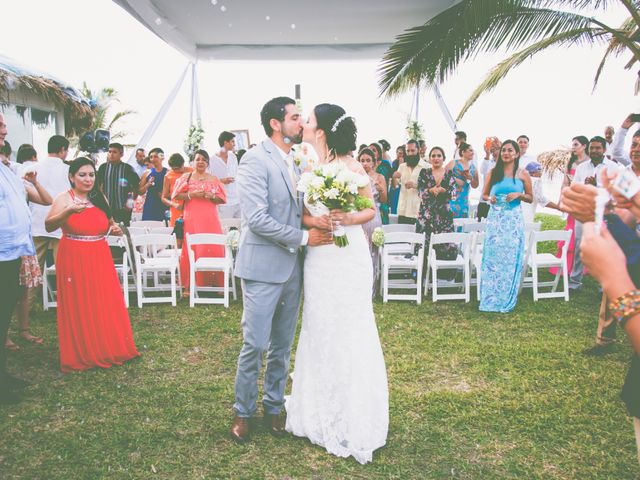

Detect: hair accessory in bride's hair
330,114,348,133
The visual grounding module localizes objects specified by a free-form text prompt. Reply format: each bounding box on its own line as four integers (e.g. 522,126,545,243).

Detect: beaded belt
64,233,106,242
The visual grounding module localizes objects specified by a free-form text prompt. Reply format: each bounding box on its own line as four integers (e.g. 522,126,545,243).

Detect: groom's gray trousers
233,256,302,417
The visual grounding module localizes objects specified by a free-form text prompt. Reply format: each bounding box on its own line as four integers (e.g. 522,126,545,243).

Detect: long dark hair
489,139,520,188
314,103,357,156
68,157,112,219
567,135,589,172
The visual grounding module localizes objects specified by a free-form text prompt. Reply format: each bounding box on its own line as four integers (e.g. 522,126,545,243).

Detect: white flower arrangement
297,162,372,247
226,229,240,250
184,122,205,159
372,227,385,248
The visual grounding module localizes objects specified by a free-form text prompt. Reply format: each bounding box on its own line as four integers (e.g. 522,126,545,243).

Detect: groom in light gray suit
230,97,332,443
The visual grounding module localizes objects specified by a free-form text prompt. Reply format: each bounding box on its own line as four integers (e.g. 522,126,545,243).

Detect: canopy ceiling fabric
113,0,458,61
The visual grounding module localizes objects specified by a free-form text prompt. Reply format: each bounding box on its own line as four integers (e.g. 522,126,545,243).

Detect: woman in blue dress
447,143,479,218
139,147,168,221
480,140,532,313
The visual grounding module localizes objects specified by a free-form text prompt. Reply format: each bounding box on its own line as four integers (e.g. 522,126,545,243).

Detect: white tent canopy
112,0,457,61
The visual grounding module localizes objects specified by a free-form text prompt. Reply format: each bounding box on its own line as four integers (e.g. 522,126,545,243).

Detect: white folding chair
127,226,148,237
130,220,165,229
388,214,399,224
527,229,572,301
107,235,130,307
470,231,485,300
186,233,234,307
381,232,425,304
453,217,476,232
425,232,472,302
462,222,487,234
42,264,57,310
148,226,175,235
381,224,416,234
132,233,180,307
220,218,242,234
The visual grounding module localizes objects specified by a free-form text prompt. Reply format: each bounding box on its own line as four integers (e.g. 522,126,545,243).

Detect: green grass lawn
1,214,638,479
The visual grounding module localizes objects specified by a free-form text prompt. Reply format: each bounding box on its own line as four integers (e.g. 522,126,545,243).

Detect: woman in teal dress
448,143,479,218
480,140,533,313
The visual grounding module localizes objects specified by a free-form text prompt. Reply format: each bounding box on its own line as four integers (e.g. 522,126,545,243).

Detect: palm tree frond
379,0,599,98
107,109,136,129
457,27,599,120
593,16,637,90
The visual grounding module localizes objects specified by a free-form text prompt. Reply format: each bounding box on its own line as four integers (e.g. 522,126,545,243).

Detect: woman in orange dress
45,157,139,373
161,153,192,227
172,149,227,292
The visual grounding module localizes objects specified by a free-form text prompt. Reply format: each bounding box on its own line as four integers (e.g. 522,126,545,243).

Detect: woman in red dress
172,149,227,292
45,157,139,373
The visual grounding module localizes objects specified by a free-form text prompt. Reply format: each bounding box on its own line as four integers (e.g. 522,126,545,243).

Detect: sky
2,0,639,162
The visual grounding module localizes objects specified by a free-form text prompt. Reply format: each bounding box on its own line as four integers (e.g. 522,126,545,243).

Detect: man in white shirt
610,114,639,166
522,162,559,223
31,135,70,273
452,131,466,160
208,131,240,219
517,135,535,170
569,135,619,290
129,147,148,177
604,125,615,160
392,139,424,224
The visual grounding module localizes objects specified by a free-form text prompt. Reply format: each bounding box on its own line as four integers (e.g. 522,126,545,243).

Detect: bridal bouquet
297,162,372,247
372,227,385,248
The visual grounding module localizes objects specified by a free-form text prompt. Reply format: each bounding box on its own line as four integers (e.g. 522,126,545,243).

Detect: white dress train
285,201,389,464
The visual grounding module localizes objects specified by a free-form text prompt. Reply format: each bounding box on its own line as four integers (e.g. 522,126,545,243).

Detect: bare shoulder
345,158,366,175
518,169,531,180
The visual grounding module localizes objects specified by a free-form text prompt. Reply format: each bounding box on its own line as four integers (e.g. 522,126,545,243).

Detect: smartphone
631,114,640,123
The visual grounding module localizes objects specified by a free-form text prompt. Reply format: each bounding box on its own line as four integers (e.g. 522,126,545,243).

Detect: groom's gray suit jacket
235,138,304,283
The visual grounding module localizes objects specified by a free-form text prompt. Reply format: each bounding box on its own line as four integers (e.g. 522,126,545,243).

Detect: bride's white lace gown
285,198,389,464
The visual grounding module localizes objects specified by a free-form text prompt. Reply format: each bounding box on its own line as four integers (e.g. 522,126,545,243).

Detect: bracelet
609,289,640,327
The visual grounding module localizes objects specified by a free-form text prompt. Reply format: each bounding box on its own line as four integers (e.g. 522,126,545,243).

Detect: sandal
20,330,44,345
5,338,20,352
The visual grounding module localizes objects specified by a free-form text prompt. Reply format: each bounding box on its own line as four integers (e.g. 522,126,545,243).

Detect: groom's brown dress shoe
230,416,251,443
264,413,287,437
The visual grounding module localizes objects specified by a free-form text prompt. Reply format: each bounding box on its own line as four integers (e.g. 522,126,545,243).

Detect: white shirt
573,157,620,186
519,153,536,170
31,156,70,238
522,177,549,224
129,159,148,178
208,150,238,205
611,127,632,166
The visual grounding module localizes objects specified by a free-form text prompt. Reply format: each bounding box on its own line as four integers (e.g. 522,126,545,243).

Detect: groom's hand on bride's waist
307,228,334,246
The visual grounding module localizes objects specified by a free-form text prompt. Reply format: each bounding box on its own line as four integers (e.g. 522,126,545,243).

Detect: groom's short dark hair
261,96,296,137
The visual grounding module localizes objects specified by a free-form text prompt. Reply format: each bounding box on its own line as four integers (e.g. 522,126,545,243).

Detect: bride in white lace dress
285,104,389,464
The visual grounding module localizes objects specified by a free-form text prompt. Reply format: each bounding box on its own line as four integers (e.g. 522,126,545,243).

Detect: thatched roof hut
0,55,93,143
538,149,571,177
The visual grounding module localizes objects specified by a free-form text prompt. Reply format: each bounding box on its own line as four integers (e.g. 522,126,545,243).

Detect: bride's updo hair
314,103,357,156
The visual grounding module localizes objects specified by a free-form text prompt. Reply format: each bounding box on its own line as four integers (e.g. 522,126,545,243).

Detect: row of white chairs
380,225,572,304
43,223,240,311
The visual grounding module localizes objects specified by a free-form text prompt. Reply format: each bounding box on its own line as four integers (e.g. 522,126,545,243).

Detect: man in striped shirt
97,142,140,225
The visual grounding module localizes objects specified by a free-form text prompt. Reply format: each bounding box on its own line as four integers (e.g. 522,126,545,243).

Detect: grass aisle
1,215,638,479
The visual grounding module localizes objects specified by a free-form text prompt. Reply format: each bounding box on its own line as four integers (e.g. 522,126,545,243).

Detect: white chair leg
383,265,388,303
190,269,195,307
123,267,129,308
465,264,470,303
136,270,143,308
224,269,229,308
416,268,422,305
532,264,539,301
432,265,438,302
562,258,569,301
170,269,176,307
476,266,481,301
